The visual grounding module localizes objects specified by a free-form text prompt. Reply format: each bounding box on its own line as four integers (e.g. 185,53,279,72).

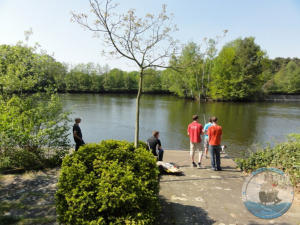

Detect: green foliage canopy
0,43,71,170
1,38,300,100
264,60,300,94
209,37,266,100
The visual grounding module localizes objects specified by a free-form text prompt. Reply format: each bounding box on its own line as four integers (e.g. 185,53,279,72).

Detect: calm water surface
61,94,300,158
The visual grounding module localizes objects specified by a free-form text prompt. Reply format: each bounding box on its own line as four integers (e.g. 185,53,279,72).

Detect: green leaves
0,93,71,170
162,42,207,98
235,136,300,186
56,140,160,225
265,60,300,94
209,37,265,101
0,44,67,94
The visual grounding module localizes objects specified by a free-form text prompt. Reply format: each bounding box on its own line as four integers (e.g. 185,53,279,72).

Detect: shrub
0,93,71,171
235,135,300,185
11,149,43,170
55,140,160,225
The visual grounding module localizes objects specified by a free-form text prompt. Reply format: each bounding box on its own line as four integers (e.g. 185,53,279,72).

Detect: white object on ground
157,161,182,174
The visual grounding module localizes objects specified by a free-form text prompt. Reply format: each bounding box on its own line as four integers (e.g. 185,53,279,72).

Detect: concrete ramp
158,150,300,225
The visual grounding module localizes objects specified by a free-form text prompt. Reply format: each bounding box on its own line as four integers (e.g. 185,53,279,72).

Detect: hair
75,118,81,122
192,115,198,121
211,116,218,123
209,117,212,123
152,131,159,137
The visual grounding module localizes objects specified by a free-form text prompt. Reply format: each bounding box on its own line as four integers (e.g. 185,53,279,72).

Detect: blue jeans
209,145,221,169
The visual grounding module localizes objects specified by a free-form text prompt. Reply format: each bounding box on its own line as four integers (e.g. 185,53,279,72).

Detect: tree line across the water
1,37,300,101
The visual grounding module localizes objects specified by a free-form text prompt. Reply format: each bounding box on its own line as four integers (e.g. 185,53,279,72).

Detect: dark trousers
151,148,164,161
209,145,221,169
158,149,164,161
75,140,85,151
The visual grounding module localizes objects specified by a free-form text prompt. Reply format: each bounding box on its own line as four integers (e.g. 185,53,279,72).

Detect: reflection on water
61,94,300,158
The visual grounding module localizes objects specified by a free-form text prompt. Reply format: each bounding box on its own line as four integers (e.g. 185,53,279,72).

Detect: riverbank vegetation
1,39,299,101
0,44,71,171
235,134,300,186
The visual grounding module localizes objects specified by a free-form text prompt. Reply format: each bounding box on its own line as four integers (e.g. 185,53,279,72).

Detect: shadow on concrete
159,172,185,177
0,215,21,225
160,175,242,183
157,196,215,225
248,222,291,225
0,171,57,223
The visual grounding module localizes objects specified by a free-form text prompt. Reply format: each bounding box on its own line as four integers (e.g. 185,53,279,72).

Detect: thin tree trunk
201,62,205,101
195,71,201,102
206,60,212,98
134,70,143,147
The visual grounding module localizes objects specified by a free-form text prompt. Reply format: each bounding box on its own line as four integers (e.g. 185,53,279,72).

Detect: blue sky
0,0,300,71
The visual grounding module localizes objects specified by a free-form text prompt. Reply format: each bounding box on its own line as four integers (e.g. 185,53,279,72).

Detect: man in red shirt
187,115,203,168
207,116,223,171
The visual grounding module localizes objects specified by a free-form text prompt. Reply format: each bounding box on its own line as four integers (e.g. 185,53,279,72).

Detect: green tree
0,43,71,170
210,37,265,100
266,60,300,94
143,69,162,92
72,0,178,147
0,93,71,170
162,34,225,100
163,42,203,98
107,68,125,89
123,71,138,90
0,44,41,94
90,73,103,92
0,44,68,94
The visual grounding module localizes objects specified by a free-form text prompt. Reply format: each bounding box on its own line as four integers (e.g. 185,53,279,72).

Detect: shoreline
60,92,300,102
16,91,300,102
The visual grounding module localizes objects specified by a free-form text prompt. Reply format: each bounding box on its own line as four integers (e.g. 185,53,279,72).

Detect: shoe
192,162,197,167
197,162,201,168
217,168,222,171
210,167,216,171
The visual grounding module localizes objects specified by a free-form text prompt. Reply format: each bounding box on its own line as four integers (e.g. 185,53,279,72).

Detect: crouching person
147,131,164,161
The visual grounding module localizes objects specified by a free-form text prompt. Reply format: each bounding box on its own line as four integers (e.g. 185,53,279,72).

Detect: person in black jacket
73,118,85,151
147,131,164,161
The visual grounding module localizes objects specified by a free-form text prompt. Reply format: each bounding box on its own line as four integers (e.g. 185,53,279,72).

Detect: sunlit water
61,94,300,158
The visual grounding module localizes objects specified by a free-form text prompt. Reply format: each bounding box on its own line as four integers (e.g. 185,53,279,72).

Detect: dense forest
1,37,299,101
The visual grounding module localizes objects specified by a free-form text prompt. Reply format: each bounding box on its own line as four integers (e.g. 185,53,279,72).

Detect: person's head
75,118,81,124
192,115,198,121
152,130,159,139
209,117,212,123
211,116,218,123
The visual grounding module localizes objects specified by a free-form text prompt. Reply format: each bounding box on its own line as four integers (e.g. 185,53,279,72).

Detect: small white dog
221,145,227,153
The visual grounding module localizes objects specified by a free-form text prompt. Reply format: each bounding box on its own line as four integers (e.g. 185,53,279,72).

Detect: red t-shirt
207,124,222,146
187,121,203,143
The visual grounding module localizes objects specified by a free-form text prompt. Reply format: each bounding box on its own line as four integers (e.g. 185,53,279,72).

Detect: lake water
61,94,300,158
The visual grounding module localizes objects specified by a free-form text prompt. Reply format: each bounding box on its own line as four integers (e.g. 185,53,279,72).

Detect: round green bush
11,149,43,170
55,140,160,225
